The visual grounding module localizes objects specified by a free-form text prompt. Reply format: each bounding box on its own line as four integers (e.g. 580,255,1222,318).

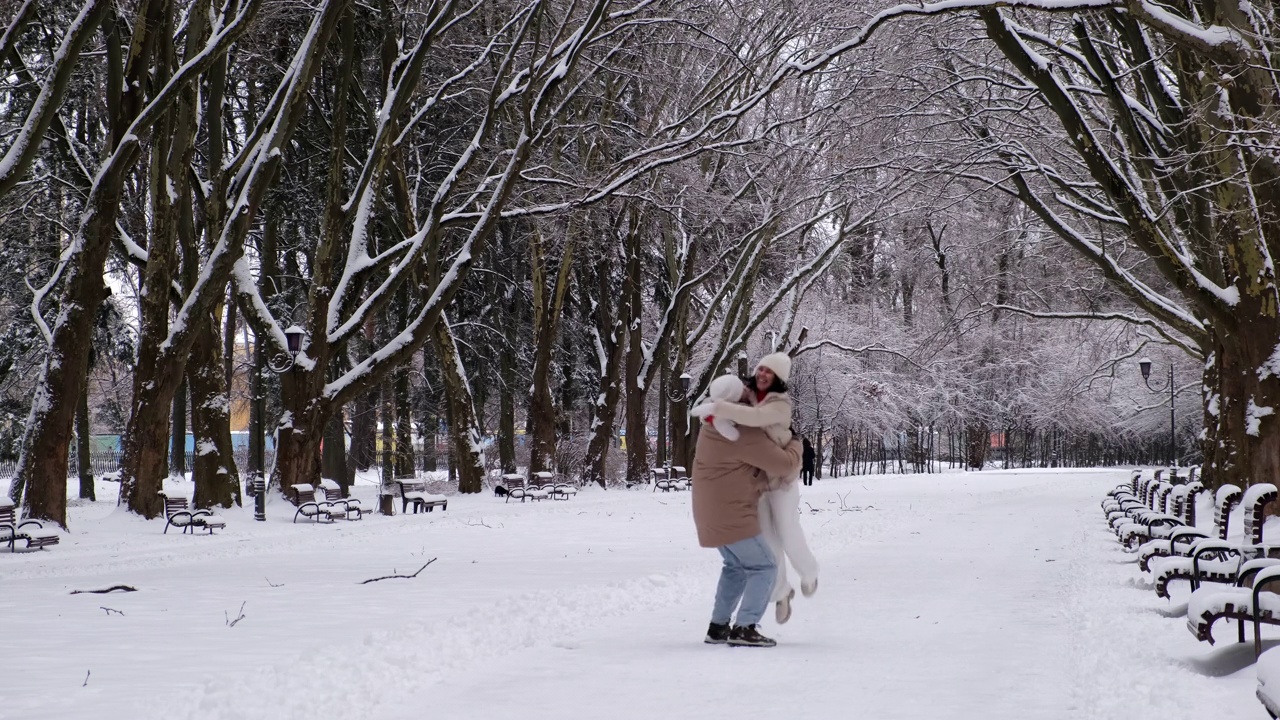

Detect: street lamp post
666,372,692,475
250,325,307,521
1138,357,1176,467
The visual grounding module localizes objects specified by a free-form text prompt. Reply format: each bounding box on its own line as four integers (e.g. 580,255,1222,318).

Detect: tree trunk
527,226,574,474
171,379,188,478
76,384,94,501
623,222,648,487
1201,318,1280,492
431,313,485,493
323,409,348,492
394,366,414,479
348,389,377,476
583,260,626,488
965,423,988,471
381,381,395,484
498,345,517,473
189,313,241,509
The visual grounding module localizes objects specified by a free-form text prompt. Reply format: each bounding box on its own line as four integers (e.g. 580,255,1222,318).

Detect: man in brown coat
692,421,802,647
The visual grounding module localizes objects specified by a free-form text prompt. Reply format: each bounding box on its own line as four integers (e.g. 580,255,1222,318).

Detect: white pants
758,481,819,602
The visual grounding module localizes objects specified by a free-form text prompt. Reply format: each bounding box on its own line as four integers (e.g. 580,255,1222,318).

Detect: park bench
501,473,547,503
159,493,226,534
287,483,345,524
0,498,59,551
319,479,364,520
541,471,578,500
1115,481,1181,549
652,467,677,492
1137,482,1209,571
396,479,448,514
671,466,689,489
1152,483,1275,599
1187,562,1280,653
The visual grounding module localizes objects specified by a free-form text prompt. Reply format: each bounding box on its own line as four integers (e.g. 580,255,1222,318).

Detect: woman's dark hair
742,374,788,395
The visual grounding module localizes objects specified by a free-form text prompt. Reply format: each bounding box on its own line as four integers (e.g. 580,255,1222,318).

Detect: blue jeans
711,535,777,627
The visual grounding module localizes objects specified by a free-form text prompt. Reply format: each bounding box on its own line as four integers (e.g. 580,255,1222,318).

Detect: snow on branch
0,0,109,200
793,340,924,370
985,304,1202,359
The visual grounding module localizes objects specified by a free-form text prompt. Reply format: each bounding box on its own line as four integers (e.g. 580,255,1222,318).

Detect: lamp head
284,325,306,356
1138,357,1152,380
679,372,691,396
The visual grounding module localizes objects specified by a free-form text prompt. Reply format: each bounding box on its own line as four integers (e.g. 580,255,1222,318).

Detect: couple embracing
688,353,820,648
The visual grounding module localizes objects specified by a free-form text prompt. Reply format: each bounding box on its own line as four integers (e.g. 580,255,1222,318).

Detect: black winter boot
728,624,776,647
705,622,731,644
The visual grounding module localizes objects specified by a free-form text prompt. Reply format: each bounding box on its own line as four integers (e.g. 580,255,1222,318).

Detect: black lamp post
1138,357,1176,467
252,325,307,521
666,372,692,474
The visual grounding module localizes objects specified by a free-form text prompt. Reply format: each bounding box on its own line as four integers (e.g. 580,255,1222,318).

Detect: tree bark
582,253,626,488
76,383,94,501
171,379,187,477
394,366,414,479
189,312,240,509
431,313,485,493
323,409,348,492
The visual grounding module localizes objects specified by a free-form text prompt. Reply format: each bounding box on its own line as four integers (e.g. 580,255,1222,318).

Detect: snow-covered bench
0,498,59,551
396,480,448,514
1187,563,1280,651
1108,478,1167,536
547,472,579,500
501,473,549,503
319,479,364,520
287,484,345,523
655,468,686,489
1154,484,1278,599
159,493,226,535
1136,481,1209,571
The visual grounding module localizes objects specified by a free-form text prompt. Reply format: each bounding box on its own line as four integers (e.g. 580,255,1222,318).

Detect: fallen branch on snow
226,601,246,627
100,607,124,616
359,558,437,584
70,585,137,595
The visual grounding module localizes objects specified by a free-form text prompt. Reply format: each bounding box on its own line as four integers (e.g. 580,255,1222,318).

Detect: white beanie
755,352,792,383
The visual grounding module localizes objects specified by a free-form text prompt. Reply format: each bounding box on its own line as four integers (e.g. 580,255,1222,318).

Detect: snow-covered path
0,470,1266,720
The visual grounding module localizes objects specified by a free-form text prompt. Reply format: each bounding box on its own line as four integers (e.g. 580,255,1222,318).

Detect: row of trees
2,0,1273,527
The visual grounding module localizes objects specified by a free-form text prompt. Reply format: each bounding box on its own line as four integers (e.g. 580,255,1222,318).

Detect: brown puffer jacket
691,424,802,548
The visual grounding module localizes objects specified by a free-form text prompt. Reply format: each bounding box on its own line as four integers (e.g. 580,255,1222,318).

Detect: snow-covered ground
0,469,1268,720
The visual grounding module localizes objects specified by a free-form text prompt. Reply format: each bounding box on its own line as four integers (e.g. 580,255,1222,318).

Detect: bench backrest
1216,484,1244,540
399,480,426,494
0,498,14,525
160,494,189,519
1183,482,1207,526
671,466,688,479
1243,483,1279,545
1169,485,1189,520
501,473,525,489
1146,476,1167,504
1154,483,1173,513
651,467,669,482
319,479,347,501
529,471,554,488
290,483,318,505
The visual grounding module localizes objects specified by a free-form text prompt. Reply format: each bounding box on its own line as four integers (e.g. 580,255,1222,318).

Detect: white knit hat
754,352,792,383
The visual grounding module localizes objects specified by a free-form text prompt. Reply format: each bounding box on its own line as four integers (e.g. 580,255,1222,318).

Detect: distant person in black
801,437,816,486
